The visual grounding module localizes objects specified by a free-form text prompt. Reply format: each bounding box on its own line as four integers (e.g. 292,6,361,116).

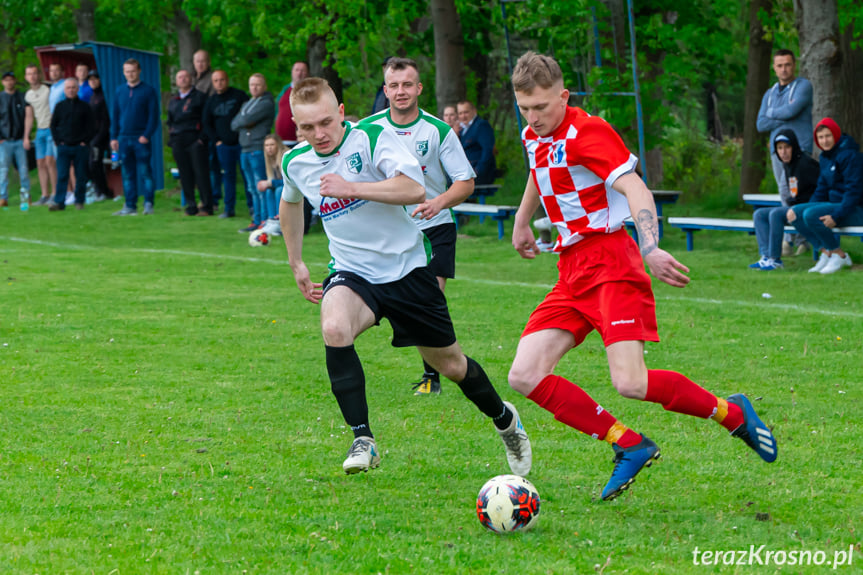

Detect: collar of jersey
386,109,423,129
315,122,351,158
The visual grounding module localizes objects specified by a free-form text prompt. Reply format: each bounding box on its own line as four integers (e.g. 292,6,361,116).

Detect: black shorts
321,267,457,348
422,222,457,279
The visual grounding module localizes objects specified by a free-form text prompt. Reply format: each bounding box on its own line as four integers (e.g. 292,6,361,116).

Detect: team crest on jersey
345,152,363,174
549,142,566,165
416,140,429,157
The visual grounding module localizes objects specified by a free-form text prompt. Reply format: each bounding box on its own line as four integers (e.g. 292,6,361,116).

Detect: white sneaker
808,252,830,273
497,401,532,476
342,437,380,474
262,218,282,236
820,253,852,274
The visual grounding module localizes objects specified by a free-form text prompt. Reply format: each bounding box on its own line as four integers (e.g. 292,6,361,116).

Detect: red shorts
522,229,659,346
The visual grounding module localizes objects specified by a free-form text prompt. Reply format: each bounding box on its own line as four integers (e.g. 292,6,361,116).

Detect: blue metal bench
452,203,519,240
668,217,863,251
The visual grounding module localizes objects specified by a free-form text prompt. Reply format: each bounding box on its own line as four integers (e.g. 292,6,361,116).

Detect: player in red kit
507,52,777,501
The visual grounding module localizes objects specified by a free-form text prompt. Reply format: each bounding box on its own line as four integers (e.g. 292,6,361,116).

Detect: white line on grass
4,235,861,319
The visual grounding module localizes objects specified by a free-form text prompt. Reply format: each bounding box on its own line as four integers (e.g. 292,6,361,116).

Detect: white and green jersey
281,122,429,284
361,108,475,231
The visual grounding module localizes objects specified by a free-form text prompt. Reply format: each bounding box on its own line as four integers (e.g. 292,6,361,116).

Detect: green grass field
1,193,860,574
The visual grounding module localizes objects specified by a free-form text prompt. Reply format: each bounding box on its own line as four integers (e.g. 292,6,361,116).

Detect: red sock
528,374,639,444
645,369,743,431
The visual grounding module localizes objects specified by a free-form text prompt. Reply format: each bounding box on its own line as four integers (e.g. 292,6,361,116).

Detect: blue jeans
118,136,154,209
216,144,242,216
209,141,222,204
790,202,863,251
240,150,266,224
753,206,789,260
35,128,56,159
55,145,90,206
263,182,280,221
0,140,30,200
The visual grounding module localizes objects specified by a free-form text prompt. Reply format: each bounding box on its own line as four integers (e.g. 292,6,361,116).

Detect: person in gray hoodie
230,73,274,232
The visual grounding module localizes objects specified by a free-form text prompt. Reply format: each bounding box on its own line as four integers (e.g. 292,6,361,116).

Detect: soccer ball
476,474,540,533
248,229,269,247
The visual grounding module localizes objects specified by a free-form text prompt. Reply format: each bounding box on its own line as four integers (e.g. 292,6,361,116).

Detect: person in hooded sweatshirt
230,73,274,232
749,129,818,270
789,118,863,274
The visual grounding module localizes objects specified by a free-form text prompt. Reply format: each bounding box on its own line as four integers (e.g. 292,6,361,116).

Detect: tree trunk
430,0,465,117
600,0,627,72
794,0,841,123
175,8,201,74
838,24,863,141
75,0,96,42
308,34,344,104
740,0,773,197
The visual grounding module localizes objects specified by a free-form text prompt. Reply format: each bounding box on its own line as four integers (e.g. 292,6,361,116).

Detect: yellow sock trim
604,421,630,445
711,398,729,423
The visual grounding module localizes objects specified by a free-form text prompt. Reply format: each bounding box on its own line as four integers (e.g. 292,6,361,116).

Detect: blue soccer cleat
601,434,660,501
727,393,777,462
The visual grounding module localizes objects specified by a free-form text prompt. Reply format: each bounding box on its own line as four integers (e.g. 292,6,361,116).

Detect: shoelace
347,439,372,457
411,377,434,391
501,425,526,459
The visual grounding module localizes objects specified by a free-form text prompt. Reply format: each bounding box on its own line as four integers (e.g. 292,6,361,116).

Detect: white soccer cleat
819,253,852,274
342,437,381,474
497,401,532,476
808,252,830,273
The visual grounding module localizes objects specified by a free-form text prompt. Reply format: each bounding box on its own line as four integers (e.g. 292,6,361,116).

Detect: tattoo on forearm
635,209,659,257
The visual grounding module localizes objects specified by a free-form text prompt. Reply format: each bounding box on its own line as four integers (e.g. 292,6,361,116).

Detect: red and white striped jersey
522,106,638,251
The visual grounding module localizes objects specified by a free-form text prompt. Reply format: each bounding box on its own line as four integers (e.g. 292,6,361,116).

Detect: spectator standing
193,50,214,96
749,129,818,270
48,63,66,113
756,49,813,256
49,78,93,210
24,64,57,205
443,104,460,137
167,69,213,216
193,49,220,211
457,100,496,185
202,69,248,218
789,118,863,274
230,73,274,232
75,63,93,103
0,71,33,210
275,61,309,147
110,58,160,216
87,70,111,200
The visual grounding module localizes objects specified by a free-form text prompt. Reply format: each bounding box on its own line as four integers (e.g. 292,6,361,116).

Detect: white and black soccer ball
476,474,540,533
248,229,270,247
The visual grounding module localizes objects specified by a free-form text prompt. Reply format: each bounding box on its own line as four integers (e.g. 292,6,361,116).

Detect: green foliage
662,127,744,214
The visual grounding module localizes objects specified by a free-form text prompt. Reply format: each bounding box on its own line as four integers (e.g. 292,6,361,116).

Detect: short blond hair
290,77,337,107
511,51,563,93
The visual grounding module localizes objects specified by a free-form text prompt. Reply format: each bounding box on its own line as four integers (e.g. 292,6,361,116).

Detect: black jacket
50,97,95,146
202,87,248,146
89,87,110,148
773,129,818,206
167,87,208,145
0,91,29,140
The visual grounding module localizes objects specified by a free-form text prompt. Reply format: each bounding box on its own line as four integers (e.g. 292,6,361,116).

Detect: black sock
422,359,440,382
326,344,372,438
455,356,513,429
